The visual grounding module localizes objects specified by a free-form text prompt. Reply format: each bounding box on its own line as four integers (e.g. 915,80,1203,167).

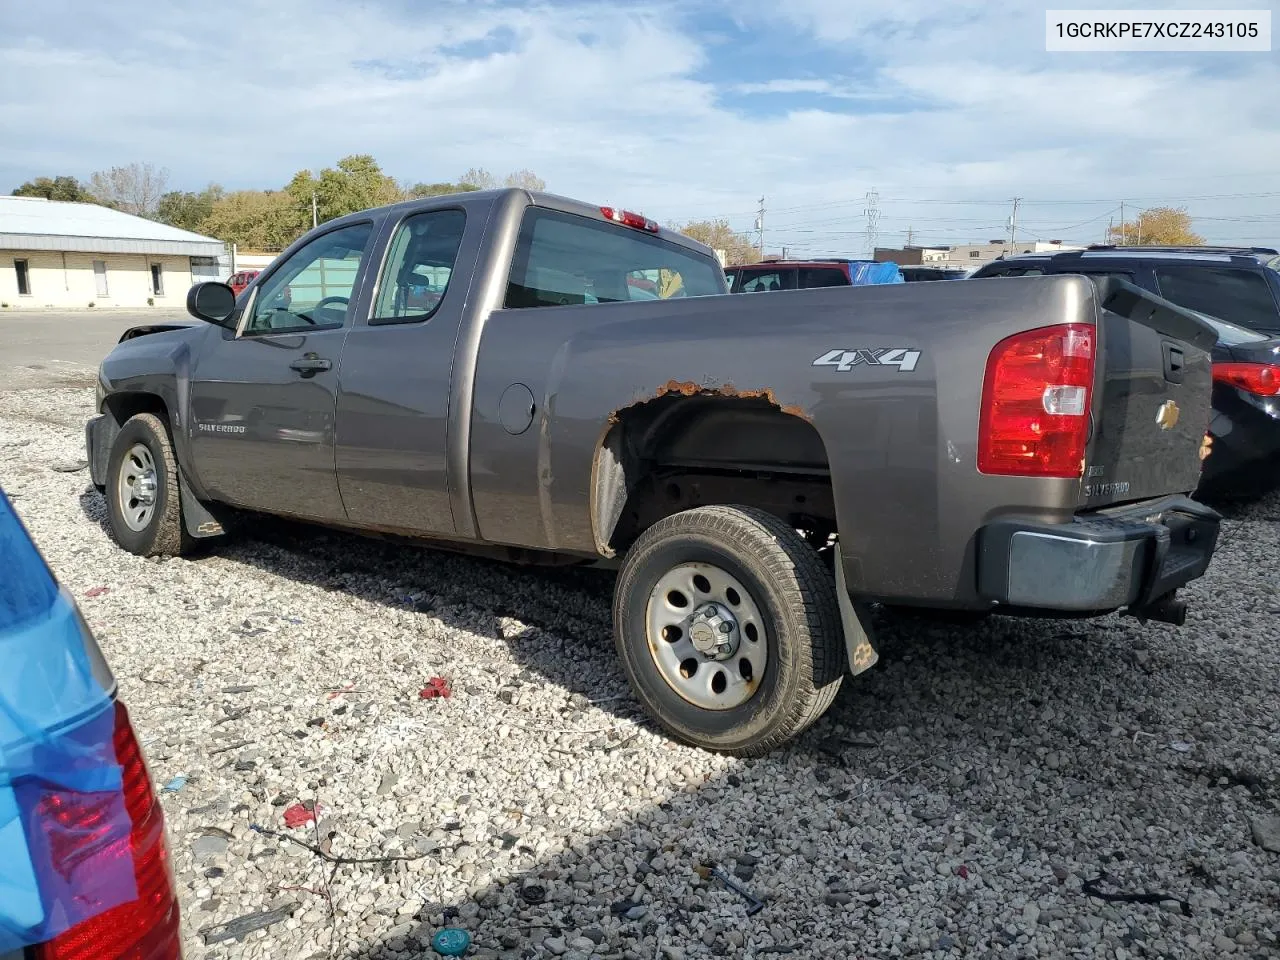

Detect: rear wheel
613,505,844,756
105,413,193,557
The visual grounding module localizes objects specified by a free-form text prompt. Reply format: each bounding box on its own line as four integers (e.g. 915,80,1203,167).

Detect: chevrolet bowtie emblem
1156,400,1180,430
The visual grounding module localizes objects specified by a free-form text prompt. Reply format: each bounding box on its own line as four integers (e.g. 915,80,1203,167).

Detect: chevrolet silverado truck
86,188,1222,755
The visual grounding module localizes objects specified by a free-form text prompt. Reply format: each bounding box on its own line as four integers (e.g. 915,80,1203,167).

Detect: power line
755,196,765,259
863,188,879,256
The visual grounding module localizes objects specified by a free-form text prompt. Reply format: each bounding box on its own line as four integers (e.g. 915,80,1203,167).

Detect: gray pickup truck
87,188,1222,755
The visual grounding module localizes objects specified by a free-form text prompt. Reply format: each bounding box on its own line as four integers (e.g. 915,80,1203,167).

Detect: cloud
0,0,1276,251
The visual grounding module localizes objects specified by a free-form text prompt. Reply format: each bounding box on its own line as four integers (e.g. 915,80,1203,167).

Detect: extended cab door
187,219,378,520
334,206,474,535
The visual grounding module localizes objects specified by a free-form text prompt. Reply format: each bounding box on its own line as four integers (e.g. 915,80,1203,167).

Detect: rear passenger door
334,206,473,536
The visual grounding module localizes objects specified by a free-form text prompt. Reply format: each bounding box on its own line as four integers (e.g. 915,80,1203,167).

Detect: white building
942,240,1085,268
0,196,228,310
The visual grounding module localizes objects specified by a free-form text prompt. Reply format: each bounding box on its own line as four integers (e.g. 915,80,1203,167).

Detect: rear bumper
977,496,1219,615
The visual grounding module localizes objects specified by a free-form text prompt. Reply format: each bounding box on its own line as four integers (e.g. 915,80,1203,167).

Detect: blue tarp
1,490,131,952
847,261,905,285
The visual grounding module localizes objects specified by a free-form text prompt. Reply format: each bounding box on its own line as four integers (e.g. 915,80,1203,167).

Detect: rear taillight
1213,361,1280,397
978,322,1095,478
33,702,181,960
600,206,659,233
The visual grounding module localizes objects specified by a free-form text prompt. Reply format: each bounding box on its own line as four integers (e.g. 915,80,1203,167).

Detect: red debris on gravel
419,677,452,700
283,802,317,828
84,586,110,598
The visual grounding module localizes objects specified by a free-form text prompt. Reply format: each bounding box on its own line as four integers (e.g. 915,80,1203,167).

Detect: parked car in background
0,489,181,959
971,246,1280,494
725,258,903,292
227,270,260,296
1185,310,1280,494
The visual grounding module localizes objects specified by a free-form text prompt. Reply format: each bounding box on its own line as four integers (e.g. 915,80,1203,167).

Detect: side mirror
187,282,237,327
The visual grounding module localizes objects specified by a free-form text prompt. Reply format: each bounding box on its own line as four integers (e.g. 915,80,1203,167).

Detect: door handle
290,355,332,377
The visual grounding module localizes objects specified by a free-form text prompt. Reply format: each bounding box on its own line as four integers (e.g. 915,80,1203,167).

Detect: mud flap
178,474,225,539
833,541,878,676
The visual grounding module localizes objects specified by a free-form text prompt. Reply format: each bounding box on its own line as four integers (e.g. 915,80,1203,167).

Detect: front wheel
105,413,193,557
613,505,844,756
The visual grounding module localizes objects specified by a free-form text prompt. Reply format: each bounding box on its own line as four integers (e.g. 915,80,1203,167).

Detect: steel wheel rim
116,443,158,532
645,562,767,710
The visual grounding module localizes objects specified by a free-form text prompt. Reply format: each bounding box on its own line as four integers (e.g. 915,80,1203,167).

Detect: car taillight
1213,361,1280,397
600,206,659,233
977,322,1095,478
32,702,181,960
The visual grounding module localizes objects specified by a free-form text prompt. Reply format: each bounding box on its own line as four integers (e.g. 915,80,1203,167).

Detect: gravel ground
3,385,1280,960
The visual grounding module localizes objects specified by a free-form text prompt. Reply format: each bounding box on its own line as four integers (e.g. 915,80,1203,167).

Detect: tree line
12,163,1206,256
11,159,547,252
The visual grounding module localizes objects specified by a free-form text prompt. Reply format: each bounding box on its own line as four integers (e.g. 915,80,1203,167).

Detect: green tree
285,155,401,237
200,190,297,251
12,175,93,201
672,219,757,265
403,181,480,199
1108,206,1204,246
155,184,224,233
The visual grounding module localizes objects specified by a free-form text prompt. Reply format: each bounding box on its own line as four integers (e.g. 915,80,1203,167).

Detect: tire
105,413,193,557
613,504,844,756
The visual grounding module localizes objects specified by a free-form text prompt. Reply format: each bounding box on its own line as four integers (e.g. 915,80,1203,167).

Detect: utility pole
864,188,880,258
755,197,765,261
1118,201,1125,246
1008,197,1021,253
1106,217,1113,244
312,191,318,229
906,225,914,246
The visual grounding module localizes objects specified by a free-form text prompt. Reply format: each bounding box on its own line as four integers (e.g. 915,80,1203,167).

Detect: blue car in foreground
0,490,181,959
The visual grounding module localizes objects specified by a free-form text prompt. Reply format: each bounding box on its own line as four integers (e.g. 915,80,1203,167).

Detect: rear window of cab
504,208,726,308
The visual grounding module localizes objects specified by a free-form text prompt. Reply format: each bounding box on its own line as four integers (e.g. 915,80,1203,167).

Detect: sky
1,0,1277,254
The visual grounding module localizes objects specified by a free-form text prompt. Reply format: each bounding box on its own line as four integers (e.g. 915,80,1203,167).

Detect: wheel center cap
134,473,157,505
688,602,739,661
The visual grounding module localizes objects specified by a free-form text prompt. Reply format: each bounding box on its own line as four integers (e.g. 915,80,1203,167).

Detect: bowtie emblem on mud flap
813,348,922,372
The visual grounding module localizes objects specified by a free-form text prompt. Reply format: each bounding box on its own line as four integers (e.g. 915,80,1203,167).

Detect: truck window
244,222,374,334
504,207,725,309
371,209,466,325
739,269,796,293
1154,265,1280,331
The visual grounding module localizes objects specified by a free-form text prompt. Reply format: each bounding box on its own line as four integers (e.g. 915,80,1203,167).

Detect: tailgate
1081,278,1217,508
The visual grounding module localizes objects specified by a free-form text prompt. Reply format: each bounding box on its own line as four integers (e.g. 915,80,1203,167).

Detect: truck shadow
73,489,1274,957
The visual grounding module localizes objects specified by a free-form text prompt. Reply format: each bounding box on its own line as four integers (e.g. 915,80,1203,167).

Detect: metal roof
0,196,226,257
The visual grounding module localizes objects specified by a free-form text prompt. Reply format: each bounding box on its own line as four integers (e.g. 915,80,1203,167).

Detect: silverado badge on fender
813,348,922,372
1155,400,1180,430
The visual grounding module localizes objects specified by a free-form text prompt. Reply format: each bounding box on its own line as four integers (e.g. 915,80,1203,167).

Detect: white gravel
3,385,1280,960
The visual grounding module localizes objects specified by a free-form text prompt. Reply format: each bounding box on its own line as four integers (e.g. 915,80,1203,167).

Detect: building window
14,259,30,295
93,260,109,296
150,263,164,296
969,250,981,258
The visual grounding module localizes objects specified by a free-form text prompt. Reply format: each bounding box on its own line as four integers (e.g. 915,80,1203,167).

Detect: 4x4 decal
813,347,922,372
